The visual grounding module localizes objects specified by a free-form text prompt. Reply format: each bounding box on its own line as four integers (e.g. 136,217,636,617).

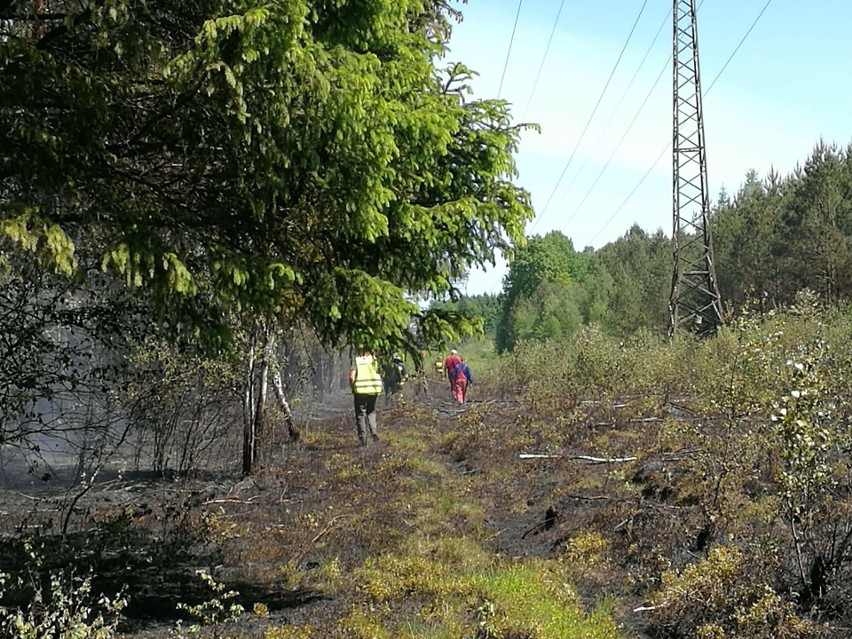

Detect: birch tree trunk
243,322,308,473
244,323,287,474
272,369,300,441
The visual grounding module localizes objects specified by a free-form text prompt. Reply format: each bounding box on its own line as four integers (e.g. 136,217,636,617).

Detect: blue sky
445,0,852,295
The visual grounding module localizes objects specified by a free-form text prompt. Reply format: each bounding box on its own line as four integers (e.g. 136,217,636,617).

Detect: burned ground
0,377,843,638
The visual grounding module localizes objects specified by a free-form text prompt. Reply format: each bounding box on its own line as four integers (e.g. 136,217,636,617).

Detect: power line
557,5,671,222
566,54,669,230
588,143,668,245
522,0,567,120
586,0,775,246
563,0,704,226
705,0,774,94
530,0,650,234
498,0,525,99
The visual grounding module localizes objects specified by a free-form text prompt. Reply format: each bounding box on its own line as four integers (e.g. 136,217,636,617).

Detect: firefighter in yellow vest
348,347,383,446
434,358,444,378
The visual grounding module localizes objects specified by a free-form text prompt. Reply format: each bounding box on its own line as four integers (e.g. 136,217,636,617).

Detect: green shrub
649,546,821,639
0,569,126,639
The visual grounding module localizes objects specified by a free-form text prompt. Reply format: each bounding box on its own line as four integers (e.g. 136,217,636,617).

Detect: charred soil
0,379,841,638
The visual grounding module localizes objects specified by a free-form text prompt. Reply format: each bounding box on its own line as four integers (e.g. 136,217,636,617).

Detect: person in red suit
443,349,461,393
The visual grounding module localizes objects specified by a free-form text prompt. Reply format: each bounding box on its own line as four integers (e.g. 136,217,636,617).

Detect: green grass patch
473,562,621,639
344,548,622,639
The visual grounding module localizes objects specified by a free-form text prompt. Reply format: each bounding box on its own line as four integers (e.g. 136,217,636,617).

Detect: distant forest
446,140,852,351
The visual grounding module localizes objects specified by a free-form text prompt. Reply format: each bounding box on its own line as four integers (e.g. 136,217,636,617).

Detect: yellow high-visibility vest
352,355,382,395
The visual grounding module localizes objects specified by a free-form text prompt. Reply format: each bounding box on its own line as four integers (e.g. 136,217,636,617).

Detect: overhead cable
530,0,650,234
522,0,567,120
705,0,774,94
586,0,775,246
557,5,672,221
498,0,525,98
565,52,670,229
588,144,668,245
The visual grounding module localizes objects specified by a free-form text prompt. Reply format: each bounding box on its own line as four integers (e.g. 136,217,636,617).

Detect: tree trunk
254,349,270,467
242,333,257,475
243,324,278,474
272,368,300,442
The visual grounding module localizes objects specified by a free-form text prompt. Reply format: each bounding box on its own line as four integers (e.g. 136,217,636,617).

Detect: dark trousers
353,393,379,444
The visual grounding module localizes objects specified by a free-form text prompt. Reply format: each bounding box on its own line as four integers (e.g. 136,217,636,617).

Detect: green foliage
0,548,126,639
594,225,671,336
772,350,834,511
263,625,314,639
0,209,77,276
504,325,630,408
502,298,852,630
713,142,852,310
346,551,620,639
650,546,821,639
471,562,620,639
502,232,586,300
763,307,852,607
494,227,670,350
432,293,502,335
713,169,782,308
174,570,245,637
702,300,788,417
659,300,793,526
489,139,852,346
495,231,592,351
510,279,584,344
1,0,533,352
561,532,612,584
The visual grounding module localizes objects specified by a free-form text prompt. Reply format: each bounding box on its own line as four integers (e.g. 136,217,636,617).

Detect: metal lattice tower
669,0,724,336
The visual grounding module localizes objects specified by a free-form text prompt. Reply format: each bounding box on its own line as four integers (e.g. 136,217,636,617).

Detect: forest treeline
449,140,852,352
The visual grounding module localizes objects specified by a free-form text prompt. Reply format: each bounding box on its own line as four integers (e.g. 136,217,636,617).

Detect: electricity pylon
669,0,724,336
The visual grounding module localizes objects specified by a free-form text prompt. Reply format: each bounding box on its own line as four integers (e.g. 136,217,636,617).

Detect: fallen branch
17,493,53,502
485,528,508,542
519,454,637,464
521,521,547,539
633,603,665,613
203,496,262,506
573,455,637,464
311,514,352,544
